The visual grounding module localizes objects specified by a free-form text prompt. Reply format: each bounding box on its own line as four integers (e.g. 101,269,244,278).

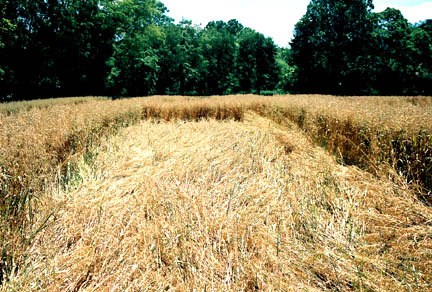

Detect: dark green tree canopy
290,0,374,94
290,0,431,95
237,28,278,94
1,0,431,100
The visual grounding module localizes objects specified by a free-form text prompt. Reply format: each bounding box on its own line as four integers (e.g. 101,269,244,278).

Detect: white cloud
239,0,310,47
398,2,432,23
374,2,432,23
162,0,310,47
162,0,431,48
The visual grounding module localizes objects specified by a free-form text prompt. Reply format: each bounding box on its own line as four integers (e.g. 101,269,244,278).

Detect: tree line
0,0,431,101
290,0,432,95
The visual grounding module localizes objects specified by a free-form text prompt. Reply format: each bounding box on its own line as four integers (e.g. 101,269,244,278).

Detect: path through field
13,113,432,291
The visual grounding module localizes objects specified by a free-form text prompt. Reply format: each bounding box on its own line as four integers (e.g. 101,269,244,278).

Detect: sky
161,0,432,47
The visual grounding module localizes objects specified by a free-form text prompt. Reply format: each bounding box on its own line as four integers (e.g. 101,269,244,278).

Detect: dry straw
0,95,431,290
6,113,432,291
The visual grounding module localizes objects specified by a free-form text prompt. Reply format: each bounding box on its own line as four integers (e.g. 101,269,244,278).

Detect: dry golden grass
0,97,108,115
6,113,431,291
0,95,249,282
0,98,143,281
258,95,432,133
248,95,432,199
0,96,246,211
1,95,431,290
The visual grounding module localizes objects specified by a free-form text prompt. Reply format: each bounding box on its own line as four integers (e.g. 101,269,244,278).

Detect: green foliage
237,28,279,94
275,48,295,93
157,21,203,95
368,8,430,94
105,0,168,96
290,0,432,95
0,0,17,100
0,0,116,100
290,0,374,94
199,21,239,95
0,0,280,99
1,0,431,99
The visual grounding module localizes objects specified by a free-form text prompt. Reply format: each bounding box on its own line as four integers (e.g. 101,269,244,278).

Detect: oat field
1,95,431,291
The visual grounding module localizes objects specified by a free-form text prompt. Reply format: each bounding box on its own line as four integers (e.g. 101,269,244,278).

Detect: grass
250,95,432,201
0,97,108,115
4,113,431,291
0,95,431,290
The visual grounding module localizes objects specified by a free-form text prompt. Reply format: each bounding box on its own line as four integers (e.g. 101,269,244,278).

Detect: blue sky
161,0,432,47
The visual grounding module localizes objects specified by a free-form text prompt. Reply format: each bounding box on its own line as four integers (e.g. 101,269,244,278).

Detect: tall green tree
237,28,278,94
105,0,168,96
290,0,374,94
49,0,115,96
0,0,42,100
198,20,239,95
157,20,203,95
0,0,18,100
369,8,413,94
412,19,432,94
369,9,432,94
0,0,116,100
275,48,295,93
